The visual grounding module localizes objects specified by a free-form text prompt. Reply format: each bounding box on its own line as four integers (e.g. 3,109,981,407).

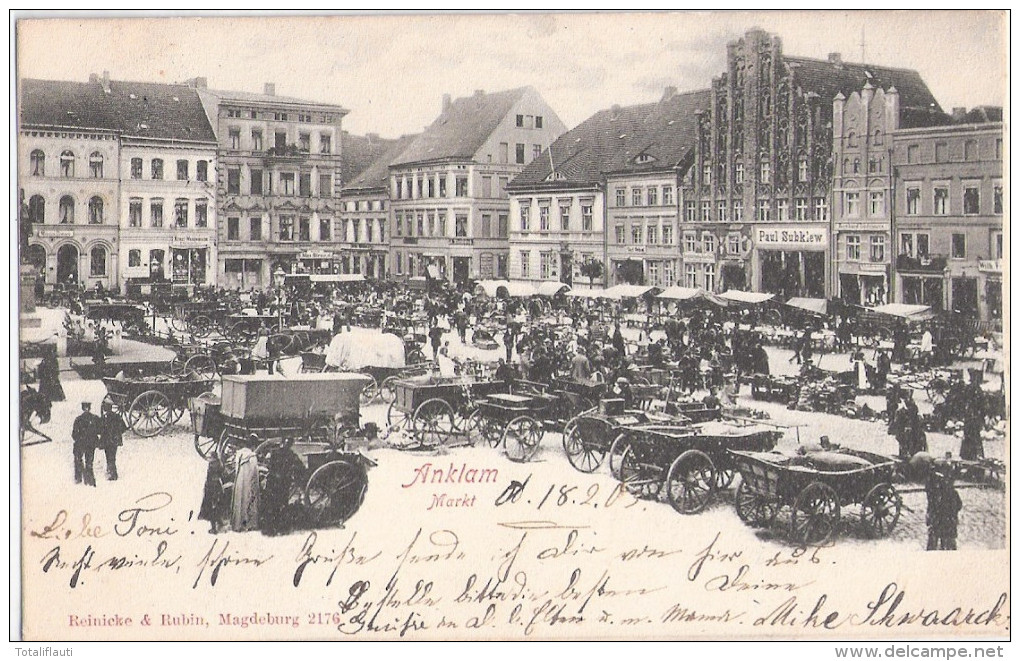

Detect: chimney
366,132,379,143
952,107,967,122
101,70,111,94
88,73,99,83
828,52,842,68
442,93,452,113
264,82,276,96
191,76,207,89
474,89,485,97
610,104,621,119
662,85,677,102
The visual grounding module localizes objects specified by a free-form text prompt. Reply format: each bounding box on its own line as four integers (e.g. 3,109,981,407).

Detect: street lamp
150,259,160,337
273,267,286,331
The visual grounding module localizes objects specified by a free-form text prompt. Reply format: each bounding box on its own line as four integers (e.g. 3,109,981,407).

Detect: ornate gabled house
682,28,941,297
195,79,348,289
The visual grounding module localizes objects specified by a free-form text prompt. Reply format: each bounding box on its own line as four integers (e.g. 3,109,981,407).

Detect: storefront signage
625,246,646,254
36,229,74,238
682,252,715,264
978,259,1002,273
299,250,334,259
756,227,827,248
170,235,212,247
858,262,889,273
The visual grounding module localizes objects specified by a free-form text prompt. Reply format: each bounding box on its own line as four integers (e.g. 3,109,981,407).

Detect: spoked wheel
618,446,661,498
359,375,379,407
502,415,542,463
461,408,485,446
411,398,457,449
379,376,398,404
127,390,172,437
790,481,841,546
167,402,187,425
734,480,779,527
925,378,948,405
185,354,218,380
195,431,218,460
169,315,190,334
562,418,606,473
860,483,902,539
189,315,213,339
168,356,188,378
254,439,307,502
608,432,631,479
714,466,736,490
387,401,410,433
665,449,717,515
407,348,426,365
304,460,369,526
229,322,259,344
216,429,241,470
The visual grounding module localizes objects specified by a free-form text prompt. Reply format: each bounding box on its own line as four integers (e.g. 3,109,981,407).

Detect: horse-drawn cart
102,375,214,437
387,375,508,449
729,447,902,545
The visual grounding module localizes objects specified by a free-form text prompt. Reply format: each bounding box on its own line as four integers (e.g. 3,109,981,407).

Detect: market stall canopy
602,284,659,300
536,281,571,297
866,303,934,320
716,290,775,305
310,274,365,283
504,281,539,298
656,286,704,301
565,289,606,299
474,280,510,297
326,327,406,369
784,297,830,316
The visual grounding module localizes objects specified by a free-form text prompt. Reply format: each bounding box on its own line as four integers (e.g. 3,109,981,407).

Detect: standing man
429,323,444,361
71,402,100,486
960,373,986,460
924,459,963,551
99,401,126,481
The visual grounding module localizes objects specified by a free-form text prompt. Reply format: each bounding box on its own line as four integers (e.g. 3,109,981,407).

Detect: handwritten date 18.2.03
494,475,640,511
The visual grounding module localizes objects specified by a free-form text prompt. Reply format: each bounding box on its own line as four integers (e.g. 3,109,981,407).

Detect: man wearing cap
99,400,127,480
71,402,101,486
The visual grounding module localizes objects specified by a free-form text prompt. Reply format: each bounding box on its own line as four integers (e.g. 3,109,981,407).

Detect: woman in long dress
230,447,261,532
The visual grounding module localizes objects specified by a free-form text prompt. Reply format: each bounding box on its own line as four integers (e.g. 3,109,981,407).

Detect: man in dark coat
99,401,127,480
71,402,101,486
260,439,307,536
38,352,65,402
925,462,963,550
960,377,986,460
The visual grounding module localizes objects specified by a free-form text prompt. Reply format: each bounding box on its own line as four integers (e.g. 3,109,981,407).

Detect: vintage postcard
13,11,1009,643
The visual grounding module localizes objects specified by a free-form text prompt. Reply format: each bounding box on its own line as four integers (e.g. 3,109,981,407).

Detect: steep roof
786,56,941,113
200,86,347,110
391,87,530,166
343,133,420,193
340,132,398,187
19,78,217,142
510,89,711,189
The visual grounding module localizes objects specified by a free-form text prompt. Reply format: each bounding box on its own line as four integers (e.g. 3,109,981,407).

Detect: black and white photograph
12,10,1009,648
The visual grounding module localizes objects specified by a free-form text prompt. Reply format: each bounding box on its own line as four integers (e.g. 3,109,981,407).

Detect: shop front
222,257,266,290
754,226,827,299
838,262,889,306
298,250,338,275
980,260,1002,323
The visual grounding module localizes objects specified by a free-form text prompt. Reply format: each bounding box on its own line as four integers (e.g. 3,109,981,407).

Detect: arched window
30,150,45,176
28,195,45,223
873,129,883,146
59,196,75,224
90,246,107,277
852,158,861,174
88,196,104,224
847,131,857,148
60,150,75,177
89,152,104,178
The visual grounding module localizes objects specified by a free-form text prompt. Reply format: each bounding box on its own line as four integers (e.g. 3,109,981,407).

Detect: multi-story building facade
508,90,705,289
682,29,940,297
339,134,418,278
19,74,218,291
388,87,566,284
891,117,1003,321
196,80,348,289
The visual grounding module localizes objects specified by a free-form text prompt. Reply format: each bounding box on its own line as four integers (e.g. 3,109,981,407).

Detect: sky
15,11,1007,139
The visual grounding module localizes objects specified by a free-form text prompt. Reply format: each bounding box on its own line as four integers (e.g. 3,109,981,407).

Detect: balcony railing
896,254,947,273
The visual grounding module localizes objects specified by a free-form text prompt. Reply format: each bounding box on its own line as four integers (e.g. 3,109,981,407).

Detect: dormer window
634,153,656,165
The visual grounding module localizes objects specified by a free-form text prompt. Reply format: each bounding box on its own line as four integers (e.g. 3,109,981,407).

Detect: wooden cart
102,375,215,437
386,375,508,449
729,448,902,545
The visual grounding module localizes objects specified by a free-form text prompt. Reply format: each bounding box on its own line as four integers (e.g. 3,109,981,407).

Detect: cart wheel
168,356,187,378
387,401,410,432
169,315,190,333
860,483,902,539
230,322,258,344
461,408,484,446
216,429,240,470
608,432,631,480
359,375,379,407
304,460,368,526
379,376,398,404
562,421,605,473
194,430,218,460
734,479,778,527
167,402,186,425
618,445,660,498
503,415,542,463
790,481,841,546
665,450,716,514
127,390,172,437
185,354,218,380
925,378,948,405
714,466,736,490
411,398,457,448
190,315,213,339
407,348,426,365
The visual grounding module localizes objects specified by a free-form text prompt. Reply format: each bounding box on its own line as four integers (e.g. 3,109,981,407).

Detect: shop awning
536,281,571,297
866,303,934,320
474,280,510,297
603,284,659,300
310,274,365,283
656,286,704,301
565,289,606,299
784,297,830,316
504,281,538,297
716,290,775,305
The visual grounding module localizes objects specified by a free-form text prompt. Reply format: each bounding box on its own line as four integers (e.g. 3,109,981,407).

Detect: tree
616,259,645,285
578,256,604,284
